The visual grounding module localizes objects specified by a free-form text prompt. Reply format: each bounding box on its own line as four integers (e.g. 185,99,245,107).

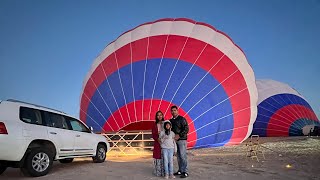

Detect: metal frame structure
245,135,266,162
102,131,154,156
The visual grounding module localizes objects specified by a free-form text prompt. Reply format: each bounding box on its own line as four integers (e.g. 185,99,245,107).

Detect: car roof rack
7,99,66,114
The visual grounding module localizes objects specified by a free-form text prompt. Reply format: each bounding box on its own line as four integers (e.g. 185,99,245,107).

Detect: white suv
0,99,110,177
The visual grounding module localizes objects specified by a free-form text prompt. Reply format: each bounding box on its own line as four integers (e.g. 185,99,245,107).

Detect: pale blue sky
0,0,319,118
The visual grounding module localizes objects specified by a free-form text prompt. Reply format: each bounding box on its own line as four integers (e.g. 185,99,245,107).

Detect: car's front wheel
0,165,7,175
92,144,106,163
21,148,53,177
59,158,74,163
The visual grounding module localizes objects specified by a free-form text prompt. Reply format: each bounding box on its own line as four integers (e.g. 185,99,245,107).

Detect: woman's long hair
155,111,164,124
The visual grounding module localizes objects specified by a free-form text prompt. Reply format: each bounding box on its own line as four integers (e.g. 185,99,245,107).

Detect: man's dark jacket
170,115,189,140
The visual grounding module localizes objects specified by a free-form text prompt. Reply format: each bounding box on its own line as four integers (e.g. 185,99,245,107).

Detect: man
170,105,189,178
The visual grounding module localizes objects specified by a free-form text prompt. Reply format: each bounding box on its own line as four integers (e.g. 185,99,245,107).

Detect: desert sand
2,136,319,180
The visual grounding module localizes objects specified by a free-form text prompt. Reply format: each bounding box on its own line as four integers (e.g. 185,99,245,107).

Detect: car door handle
50,132,57,135
76,135,80,137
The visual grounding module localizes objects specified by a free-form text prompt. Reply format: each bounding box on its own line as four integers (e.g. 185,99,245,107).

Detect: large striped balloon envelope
252,79,320,136
80,18,258,148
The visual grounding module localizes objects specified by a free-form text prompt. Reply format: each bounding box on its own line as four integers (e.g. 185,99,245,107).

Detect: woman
152,111,165,177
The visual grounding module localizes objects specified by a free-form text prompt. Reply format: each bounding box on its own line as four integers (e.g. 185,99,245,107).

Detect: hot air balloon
79,18,258,148
252,79,320,136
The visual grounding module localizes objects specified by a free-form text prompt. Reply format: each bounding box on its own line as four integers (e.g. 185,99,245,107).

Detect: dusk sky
0,0,319,118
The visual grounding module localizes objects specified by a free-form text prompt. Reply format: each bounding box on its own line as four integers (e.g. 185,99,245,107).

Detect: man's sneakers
180,172,189,178
173,171,189,178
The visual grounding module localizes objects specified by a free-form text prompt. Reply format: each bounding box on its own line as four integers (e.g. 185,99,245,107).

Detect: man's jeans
162,148,174,175
176,140,188,173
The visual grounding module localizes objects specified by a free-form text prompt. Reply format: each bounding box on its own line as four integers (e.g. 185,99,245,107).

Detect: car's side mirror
90,126,93,132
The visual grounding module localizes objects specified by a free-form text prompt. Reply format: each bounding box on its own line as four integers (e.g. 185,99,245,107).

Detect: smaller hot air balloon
252,79,320,136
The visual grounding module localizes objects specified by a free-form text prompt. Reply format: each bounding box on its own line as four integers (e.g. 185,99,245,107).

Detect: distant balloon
80,18,258,148
252,80,320,136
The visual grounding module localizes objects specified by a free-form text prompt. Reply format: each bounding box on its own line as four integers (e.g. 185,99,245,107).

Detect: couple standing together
152,106,189,179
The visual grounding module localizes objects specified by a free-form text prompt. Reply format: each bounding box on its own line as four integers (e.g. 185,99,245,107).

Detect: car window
48,113,69,130
67,117,90,133
20,107,43,125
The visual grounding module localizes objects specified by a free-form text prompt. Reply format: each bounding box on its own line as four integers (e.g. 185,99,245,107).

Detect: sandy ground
1,136,320,180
